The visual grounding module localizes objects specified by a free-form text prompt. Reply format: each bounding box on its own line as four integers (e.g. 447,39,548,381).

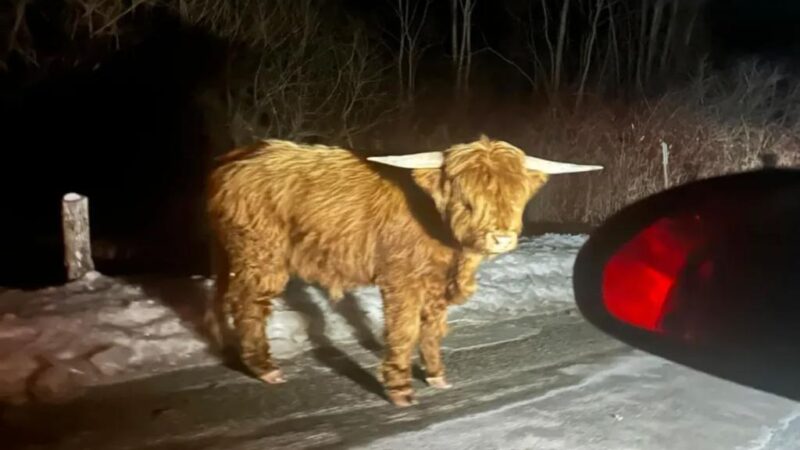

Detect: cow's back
207,140,425,294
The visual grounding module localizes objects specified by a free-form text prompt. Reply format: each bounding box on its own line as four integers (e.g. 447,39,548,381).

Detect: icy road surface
4,313,800,450
0,234,585,404
2,233,799,449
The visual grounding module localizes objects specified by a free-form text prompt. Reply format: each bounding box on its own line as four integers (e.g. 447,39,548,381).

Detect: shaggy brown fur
205,135,549,406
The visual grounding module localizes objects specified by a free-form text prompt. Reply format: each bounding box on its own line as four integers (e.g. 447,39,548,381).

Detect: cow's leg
224,231,289,384
204,270,232,351
419,299,452,389
228,276,288,383
380,287,424,407
204,240,236,355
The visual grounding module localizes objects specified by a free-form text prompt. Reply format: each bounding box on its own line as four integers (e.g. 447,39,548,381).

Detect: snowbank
0,233,586,404
267,233,587,352
454,233,587,316
0,272,213,404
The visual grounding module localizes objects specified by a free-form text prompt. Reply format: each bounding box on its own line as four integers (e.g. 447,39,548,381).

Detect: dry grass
178,0,396,146
362,58,800,227
523,61,800,224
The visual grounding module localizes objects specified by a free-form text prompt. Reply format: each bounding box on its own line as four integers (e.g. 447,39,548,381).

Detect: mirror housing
573,168,800,401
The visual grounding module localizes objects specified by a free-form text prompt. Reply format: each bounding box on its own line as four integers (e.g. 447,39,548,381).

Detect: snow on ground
0,273,213,404
454,233,587,316
0,233,586,405
357,352,800,450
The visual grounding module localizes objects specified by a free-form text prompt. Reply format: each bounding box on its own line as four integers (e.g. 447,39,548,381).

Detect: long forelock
446,140,529,194
445,138,525,171
443,140,531,231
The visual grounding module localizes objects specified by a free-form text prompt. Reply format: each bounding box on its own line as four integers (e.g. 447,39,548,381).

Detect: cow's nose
486,231,517,253
493,234,513,247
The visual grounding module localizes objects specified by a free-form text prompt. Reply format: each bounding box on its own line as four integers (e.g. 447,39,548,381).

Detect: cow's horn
367,152,444,169
524,156,603,174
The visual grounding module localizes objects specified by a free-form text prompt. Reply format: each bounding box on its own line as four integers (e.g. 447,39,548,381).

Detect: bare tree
645,0,666,82
392,0,431,103
451,0,476,94
576,0,604,109
535,0,556,91
635,0,650,90
217,1,392,146
553,0,570,92
596,0,621,91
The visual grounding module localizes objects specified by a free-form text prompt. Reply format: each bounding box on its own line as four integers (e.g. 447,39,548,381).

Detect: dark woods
1,0,799,286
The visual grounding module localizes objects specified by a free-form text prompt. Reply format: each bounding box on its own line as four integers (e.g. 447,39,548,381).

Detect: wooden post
660,140,670,189
62,192,95,281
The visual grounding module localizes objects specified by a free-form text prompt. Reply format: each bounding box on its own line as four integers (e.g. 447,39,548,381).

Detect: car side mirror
572,168,800,401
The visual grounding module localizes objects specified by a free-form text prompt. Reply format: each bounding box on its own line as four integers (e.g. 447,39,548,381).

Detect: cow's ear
413,169,448,209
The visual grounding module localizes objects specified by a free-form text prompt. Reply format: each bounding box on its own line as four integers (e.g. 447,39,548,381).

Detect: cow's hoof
425,376,453,389
388,388,417,407
259,369,287,384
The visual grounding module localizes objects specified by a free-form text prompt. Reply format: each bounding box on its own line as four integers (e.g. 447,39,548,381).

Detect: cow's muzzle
484,231,518,254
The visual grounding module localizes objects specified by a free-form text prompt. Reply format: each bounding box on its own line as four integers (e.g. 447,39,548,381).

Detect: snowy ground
0,234,586,405
4,231,799,449
359,351,800,450
5,311,799,450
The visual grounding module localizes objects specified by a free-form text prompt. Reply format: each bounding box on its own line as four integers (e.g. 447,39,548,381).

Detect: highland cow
204,135,601,406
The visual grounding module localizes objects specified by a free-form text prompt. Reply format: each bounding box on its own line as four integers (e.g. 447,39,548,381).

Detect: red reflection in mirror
602,214,709,332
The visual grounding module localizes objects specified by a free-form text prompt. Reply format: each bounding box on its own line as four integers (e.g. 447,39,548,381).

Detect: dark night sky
706,0,800,56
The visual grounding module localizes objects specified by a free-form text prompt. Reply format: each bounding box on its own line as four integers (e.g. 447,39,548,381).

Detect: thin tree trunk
456,0,466,91
607,0,621,88
645,0,665,82
659,0,679,74
684,6,697,45
396,0,431,103
554,0,571,92
540,0,555,85
397,0,406,99
636,0,650,90
451,0,458,66
625,2,636,86
577,0,604,109
528,5,547,88
464,0,473,92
